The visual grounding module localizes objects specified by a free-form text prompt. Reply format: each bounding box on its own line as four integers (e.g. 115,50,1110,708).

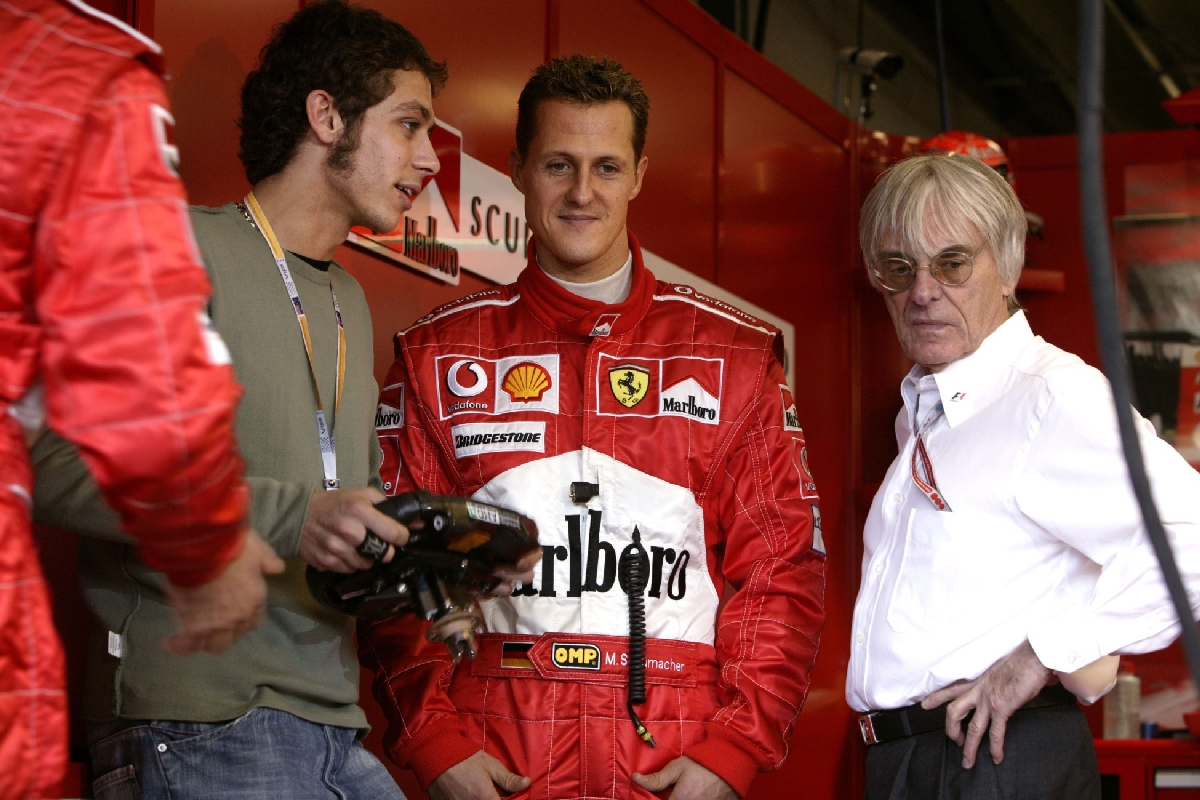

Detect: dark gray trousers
864,703,1101,800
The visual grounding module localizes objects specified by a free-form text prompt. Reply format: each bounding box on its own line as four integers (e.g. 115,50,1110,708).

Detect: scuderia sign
348,119,796,390
347,120,529,286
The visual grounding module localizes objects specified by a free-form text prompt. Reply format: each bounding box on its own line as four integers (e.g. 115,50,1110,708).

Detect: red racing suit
360,234,826,799
1,2,248,795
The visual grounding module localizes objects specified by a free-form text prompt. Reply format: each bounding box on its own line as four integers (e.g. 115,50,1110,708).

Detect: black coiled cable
620,526,656,747
1077,0,1200,688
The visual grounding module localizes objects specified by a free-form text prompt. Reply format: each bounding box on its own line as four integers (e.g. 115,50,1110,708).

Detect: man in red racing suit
1,2,273,796
360,56,826,800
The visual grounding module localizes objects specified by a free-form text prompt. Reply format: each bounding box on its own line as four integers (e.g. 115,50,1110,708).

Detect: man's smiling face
511,99,647,283
328,68,440,235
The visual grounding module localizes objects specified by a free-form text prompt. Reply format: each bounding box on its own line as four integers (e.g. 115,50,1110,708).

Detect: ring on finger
356,530,390,562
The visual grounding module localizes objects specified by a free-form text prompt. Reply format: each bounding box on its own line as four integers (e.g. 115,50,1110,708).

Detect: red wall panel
721,68,857,800
1006,129,1200,372
358,0,544,176
559,0,718,281
153,0,298,206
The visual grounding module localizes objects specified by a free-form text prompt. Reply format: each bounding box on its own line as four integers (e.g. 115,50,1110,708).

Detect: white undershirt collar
542,252,634,305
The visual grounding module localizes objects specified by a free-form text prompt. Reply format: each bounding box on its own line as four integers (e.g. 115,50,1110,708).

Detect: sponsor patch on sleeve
780,384,803,431
450,421,546,458
150,104,180,176
810,503,825,554
785,428,819,500
376,382,405,431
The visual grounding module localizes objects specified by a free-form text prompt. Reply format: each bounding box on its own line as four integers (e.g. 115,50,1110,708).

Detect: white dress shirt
847,311,1200,712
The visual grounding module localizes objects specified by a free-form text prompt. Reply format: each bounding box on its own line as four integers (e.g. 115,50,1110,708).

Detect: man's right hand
429,751,530,800
165,529,284,655
298,487,409,573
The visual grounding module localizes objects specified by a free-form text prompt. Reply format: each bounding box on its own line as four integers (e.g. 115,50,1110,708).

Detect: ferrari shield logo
608,363,650,408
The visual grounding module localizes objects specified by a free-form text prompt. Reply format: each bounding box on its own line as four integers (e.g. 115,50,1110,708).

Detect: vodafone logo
447,359,488,398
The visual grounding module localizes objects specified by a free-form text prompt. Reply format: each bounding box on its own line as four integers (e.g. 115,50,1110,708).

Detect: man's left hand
633,756,738,800
922,639,1051,769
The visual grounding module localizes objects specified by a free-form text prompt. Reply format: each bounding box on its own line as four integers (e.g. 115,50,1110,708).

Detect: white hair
859,153,1027,290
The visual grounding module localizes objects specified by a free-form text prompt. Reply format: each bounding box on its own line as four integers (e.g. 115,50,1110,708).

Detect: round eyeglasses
871,243,986,293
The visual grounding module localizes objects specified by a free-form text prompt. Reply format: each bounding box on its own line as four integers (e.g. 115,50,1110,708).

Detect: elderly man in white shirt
848,153,1200,799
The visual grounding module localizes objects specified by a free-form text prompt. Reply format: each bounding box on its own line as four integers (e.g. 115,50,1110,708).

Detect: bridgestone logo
454,432,541,448
450,422,546,458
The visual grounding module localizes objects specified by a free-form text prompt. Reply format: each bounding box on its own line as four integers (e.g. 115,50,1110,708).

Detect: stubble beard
326,144,399,236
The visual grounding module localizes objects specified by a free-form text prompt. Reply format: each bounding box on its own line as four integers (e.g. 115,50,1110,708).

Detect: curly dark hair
515,55,650,162
239,0,447,185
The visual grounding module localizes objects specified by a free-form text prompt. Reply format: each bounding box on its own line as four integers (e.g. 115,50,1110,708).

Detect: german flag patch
501,641,534,669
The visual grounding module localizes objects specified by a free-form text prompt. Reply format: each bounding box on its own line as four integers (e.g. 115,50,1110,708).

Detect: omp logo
447,359,488,398
451,422,546,458
552,643,601,671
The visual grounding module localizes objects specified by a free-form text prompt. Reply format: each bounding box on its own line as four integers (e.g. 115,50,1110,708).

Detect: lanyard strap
243,192,344,490
910,402,951,512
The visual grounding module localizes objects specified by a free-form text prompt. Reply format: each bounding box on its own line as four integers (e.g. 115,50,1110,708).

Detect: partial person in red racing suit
0,2,277,796
360,55,827,800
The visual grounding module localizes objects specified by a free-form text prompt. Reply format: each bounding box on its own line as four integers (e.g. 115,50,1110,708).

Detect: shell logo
502,362,552,402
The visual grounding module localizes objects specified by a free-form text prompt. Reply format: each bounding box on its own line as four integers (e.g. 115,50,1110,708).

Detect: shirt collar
900,311,1035,428
543,252,633,305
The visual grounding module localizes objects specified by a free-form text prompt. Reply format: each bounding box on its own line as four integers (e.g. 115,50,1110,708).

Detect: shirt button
892,493,902,503
856,633,864,644
1067,654,1077,664
873,564,883,575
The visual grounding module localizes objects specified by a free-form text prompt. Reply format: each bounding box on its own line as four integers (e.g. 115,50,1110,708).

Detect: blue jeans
87,707,405,800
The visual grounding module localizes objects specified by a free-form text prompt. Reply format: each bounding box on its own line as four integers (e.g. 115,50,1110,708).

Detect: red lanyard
910,402,952,512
